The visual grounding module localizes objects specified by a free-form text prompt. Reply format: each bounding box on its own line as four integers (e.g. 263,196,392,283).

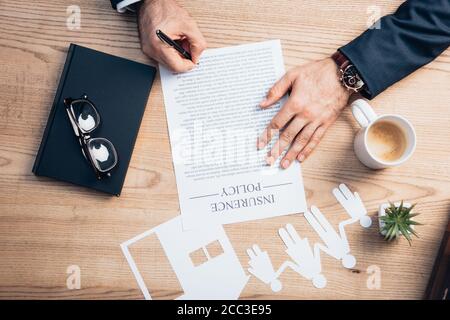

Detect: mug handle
351,99,377,128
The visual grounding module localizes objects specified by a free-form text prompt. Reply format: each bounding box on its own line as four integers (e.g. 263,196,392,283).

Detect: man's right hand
137,0,207,72
258,58,351,167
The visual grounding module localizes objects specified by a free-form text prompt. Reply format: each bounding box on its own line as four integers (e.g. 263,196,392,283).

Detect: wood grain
0,0,449,300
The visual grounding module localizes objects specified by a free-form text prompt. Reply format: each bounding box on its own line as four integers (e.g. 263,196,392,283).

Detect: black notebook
33,44,156,196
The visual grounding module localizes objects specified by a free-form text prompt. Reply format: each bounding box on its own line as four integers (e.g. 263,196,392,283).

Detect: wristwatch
331,51,365,93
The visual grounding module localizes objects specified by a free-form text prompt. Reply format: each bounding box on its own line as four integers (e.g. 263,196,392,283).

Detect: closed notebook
33,44,156,196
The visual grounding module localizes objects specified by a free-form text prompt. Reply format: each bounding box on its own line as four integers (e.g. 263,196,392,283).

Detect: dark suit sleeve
110,0,121,10
340,0,450,99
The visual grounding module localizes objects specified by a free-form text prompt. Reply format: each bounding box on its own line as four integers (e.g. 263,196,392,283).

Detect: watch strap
332,50,366,93
331,50,350,70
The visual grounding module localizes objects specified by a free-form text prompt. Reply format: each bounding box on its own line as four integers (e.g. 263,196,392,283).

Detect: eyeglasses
64,94,118,179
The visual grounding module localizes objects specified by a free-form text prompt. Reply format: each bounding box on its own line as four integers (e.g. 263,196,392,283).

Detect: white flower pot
378,202,414,236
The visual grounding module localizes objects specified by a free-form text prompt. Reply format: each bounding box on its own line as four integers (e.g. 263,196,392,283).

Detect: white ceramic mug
351,99,416,169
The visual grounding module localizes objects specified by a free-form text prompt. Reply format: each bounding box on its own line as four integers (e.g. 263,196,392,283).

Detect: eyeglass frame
64,94,118,179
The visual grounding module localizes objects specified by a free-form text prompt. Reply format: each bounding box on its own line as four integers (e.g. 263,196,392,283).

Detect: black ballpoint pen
156,29,192,61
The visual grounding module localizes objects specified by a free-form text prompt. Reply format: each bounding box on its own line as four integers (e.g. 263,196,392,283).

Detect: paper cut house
122,216,249,300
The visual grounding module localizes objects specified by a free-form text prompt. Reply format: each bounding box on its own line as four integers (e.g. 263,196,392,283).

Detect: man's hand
257,58,351,168
137,0,207,72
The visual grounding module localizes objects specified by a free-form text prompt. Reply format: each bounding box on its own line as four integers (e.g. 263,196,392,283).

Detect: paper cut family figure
306,206,356,269
122,183,370,299
247,184,372,291
333,183,372,228
247,224,327,291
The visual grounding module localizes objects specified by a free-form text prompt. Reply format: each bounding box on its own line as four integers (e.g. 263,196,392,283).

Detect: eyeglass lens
71,100,100,133
87,138,118,172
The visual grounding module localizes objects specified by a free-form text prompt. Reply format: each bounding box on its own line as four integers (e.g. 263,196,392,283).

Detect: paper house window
189,240,224,267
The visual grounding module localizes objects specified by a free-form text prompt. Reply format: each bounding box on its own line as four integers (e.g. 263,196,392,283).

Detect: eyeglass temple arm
65,108,81,137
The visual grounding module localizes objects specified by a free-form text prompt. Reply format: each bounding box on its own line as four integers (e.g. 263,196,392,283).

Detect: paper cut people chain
246,183,370,291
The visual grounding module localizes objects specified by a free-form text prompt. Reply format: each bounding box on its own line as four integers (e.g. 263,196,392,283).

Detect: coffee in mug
366,120,407,163
351,99,416,169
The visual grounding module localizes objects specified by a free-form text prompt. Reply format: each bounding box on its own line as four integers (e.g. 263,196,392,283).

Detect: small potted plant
378,201,421,245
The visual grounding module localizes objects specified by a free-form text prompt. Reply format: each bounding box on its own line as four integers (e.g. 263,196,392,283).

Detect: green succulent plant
380,201,421,245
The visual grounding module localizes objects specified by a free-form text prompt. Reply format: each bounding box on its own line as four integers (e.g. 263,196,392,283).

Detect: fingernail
265,155,275,166
257,141,265,150
281,159,290,169
298,154,305,162
259,99,268,107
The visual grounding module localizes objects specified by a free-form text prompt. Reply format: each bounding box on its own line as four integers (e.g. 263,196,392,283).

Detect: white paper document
160,40,307,229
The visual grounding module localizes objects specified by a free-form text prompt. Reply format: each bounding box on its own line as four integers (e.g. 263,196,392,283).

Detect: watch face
342,65,364,91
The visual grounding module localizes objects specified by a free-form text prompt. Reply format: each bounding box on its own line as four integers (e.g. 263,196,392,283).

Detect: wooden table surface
1,0,449,300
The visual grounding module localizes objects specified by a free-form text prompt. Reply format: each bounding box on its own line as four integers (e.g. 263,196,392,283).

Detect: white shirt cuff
116,0,142,13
